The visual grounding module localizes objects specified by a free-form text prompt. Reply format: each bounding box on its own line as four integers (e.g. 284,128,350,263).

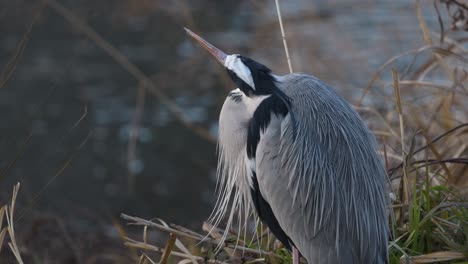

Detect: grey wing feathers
256,74,389,263
256,113,354,264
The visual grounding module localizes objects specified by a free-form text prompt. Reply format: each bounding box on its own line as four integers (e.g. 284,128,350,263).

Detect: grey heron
185,28,389,264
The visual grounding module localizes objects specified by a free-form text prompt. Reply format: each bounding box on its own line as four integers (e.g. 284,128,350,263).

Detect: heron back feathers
256,73,389,263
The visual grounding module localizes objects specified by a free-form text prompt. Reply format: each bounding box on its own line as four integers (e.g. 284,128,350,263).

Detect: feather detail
207,89,269,251
270,74,389,263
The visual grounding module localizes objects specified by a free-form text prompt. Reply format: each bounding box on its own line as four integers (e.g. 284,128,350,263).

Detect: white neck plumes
206,89,269,250
224,54,255,90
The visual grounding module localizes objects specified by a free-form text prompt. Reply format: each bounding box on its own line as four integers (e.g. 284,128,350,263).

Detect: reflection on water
0,0,442,227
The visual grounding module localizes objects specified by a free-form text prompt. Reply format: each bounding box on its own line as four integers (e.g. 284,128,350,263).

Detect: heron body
186,29,389,263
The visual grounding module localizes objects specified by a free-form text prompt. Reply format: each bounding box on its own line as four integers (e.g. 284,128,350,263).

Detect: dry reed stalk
0,183,24,264
274,0,293,73
121,214,281,258
159,233,177,264
392,69,409,208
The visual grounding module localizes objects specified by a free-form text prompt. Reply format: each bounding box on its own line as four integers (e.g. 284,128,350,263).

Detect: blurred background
0,0,466,263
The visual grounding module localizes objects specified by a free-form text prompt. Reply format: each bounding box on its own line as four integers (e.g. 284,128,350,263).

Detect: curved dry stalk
125,237,227,264
353,106,402,144
0,183,24,264
121,214,281,258
357,45,467,106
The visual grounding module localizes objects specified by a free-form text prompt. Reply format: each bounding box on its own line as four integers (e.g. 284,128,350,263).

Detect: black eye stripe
228,92,242,102
226,69,253,96
238,56,275,96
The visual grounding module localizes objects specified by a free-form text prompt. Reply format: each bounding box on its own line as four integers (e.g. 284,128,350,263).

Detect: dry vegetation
0,0,467,263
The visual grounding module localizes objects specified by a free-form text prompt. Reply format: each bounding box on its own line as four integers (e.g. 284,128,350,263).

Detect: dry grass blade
121,214,280,257
244,258,268,264
124,238,226,264
0,30,29,90
202,222,236,258
358,45,432,106
0,1,44,90
391,70,405,155
413,122,468,155
392,69,403,116
388,122,468,176
357,44,467,106
415,0,432,45
0,227,7,257
397,81,466,93
112,216,139,259
137,254,145,264
127,84,146,194
401,251,466,263
353,105,402,144
0,206,6,256
16,130,92,223
143,225,148,244
4,183,24,264
142,252,157,264
0,204,5,230
172,241,199,264
179,259,198,264
392,69,410,208
0,132,33,182
125,239,161,252
159,220,200,264
433,0,445,45
415,0,453,79
122,214,204,241
170,224,205,239
411,113,454,181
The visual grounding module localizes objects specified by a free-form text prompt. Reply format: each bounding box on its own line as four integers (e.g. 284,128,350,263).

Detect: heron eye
228,91,243,102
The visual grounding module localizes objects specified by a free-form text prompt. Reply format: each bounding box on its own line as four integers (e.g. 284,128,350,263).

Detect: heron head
185,28,275,97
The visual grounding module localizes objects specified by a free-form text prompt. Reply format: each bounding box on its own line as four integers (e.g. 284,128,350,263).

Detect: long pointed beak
184,27,227,64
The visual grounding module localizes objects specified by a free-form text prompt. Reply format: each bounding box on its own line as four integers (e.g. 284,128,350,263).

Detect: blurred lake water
0,0,445,228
